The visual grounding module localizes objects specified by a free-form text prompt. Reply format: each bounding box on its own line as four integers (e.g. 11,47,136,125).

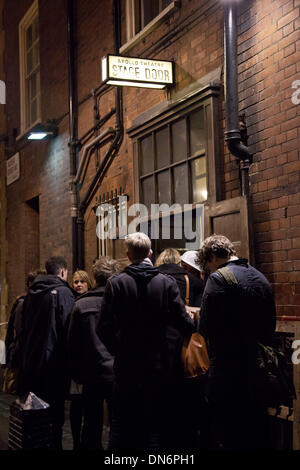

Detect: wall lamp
26,123,58,140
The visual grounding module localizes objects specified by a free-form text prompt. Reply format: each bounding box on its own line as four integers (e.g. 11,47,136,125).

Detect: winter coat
98,261,195,385
199,258,276,400
157,263,204,307
5,294,26,368
67,286,114,385
18,274,75,398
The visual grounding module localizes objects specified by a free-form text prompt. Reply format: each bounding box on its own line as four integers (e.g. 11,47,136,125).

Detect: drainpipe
76,0,124,268
67,0,79,271
224,2,252,197
74,127,116,186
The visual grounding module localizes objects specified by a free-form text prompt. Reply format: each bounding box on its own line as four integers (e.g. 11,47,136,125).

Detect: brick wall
236,0,300,315
3,0,300,319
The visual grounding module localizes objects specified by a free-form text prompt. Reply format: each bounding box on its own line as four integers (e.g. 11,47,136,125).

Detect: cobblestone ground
0,392,109,450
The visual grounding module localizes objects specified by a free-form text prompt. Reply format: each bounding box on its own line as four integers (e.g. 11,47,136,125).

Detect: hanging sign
101,55,174,89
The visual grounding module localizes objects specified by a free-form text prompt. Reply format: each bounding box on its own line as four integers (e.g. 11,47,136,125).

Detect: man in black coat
98,232,195,451
18,256,75,450
68,256,120,450
197,234,276,450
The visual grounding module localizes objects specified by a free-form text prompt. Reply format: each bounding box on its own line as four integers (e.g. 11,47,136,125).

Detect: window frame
121,0,180,54
127,84,221,254
128,84,221,210
19,0,41,136
138,111,208,208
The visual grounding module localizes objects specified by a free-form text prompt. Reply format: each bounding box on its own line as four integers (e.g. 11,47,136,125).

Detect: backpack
216,266,296,407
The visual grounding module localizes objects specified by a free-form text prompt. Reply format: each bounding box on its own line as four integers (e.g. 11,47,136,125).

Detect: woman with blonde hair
69,269,93,449
155,248,204,307
72,270,93,296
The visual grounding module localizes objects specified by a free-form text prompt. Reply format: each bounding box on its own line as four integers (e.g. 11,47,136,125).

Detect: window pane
33,42,40,68
162,0,172,8
156,127,169,169
26,25,33,50
157,170,171,205
190,108,205,156
191,157,207,202
173,164,189,204
33,17,39,40
172,119,187,163
141,176,155,210
27,50,33,74
143,0,159,27
30,74,37,99
140,134,153,175
31,99,37,123
134,0,141,34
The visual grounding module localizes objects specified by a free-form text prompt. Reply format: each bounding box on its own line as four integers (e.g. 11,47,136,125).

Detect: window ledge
120,1,181,55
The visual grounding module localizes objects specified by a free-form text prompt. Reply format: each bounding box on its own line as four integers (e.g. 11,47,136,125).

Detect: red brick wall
236,0,300,315
3,0,300,318
4,1,72,308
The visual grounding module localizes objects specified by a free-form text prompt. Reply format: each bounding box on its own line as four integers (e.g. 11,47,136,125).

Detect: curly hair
197,234,236,268
155,248,181,267
92,256,121,286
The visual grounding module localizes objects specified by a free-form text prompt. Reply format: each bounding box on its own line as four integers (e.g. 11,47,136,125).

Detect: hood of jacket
124,261,160,283
157,263,188,276
28,274,72,297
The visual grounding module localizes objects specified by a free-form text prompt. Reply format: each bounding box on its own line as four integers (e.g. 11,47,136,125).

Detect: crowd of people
3,232,276,451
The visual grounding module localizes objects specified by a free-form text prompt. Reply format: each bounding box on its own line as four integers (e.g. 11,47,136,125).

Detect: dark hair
26,269,47,288
92,256,120,286
45,256,67,275
197,234,237,268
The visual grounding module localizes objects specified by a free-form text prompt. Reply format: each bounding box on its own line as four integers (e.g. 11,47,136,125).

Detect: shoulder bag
216,265,296,407
181,275,209,379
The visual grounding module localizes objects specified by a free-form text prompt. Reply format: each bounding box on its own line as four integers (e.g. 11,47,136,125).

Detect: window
128,82,221,256
139,108,207,210
122,0,178,52
19,1,41,134
129,0,172,37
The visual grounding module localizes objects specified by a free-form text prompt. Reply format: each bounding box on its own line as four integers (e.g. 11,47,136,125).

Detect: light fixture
26,123,58,140
101,55,174,89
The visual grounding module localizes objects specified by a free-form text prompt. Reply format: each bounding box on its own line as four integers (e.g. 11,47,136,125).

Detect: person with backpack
98,232,195,451
18,256,75,450
196,234,276,450
3,270,46,395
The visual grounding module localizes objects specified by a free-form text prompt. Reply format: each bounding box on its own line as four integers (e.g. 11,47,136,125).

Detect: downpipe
224,2,252,197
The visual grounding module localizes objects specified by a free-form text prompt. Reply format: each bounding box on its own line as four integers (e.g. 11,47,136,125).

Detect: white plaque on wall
6,152,20,186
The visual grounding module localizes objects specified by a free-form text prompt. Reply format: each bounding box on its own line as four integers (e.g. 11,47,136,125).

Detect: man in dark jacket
18,256,75,450
68,256,120,450
98,232,195,451
197,234,276,450
4,270,46,394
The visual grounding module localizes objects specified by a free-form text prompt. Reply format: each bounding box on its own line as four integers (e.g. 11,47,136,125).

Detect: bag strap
216,266,238,286
184,274,190,306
